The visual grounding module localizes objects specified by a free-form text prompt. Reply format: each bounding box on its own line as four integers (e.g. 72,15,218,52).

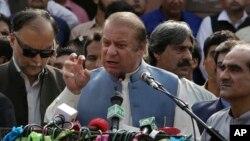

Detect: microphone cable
141,71,198,140
79,127,91,141
156,84,197,141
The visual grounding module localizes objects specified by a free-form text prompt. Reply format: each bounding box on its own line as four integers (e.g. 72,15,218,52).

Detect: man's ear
9,33,15,49
192,58,199,69
137,41,147,56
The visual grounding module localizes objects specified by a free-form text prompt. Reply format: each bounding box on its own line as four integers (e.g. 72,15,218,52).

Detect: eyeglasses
13,32,55,58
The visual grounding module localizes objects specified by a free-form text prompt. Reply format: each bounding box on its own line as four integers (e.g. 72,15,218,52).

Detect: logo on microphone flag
107,104,125,119
139,117,158,130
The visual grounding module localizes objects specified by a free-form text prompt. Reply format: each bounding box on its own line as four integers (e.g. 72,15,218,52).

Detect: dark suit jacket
0,92,16,127
192,98,230,133
0,59,66,126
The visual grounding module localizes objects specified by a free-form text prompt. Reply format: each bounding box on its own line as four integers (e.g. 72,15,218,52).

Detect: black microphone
141,72,159,89
46,114,65,127
111,91,123,105
107,91,124,132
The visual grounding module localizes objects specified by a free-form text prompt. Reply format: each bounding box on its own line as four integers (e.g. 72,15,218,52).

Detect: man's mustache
177,59,191,67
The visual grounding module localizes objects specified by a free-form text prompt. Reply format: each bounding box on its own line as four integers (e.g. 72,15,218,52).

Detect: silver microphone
141,72,159,89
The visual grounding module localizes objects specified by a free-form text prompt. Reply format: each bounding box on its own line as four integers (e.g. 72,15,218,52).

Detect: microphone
46,114,65,127
158,127,181,135
45,103,79,128
141,72,159,89
54,103,78,122
88,118,109,132
139,117,159,140
107,92,125,132
139,117,158,135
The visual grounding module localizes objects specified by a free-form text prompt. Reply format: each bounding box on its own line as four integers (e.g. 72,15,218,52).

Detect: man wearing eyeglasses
0,9,66,126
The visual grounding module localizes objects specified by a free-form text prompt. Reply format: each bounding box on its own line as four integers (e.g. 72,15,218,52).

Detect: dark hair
66,32,102,56
56,47,76,57
192,40,201,65
0,38,13,61
0,13,11,31
214,40,240,64
83,32,102,57
11,9,58,34
203,30,239,58
105,1,135,19
148,20,194,66
66,35,87,54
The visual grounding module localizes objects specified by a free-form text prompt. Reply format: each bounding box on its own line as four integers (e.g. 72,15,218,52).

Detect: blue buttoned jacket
77,60,179,128
192,98,230,133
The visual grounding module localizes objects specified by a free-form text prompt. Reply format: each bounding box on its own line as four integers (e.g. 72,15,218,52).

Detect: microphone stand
153,81,227,141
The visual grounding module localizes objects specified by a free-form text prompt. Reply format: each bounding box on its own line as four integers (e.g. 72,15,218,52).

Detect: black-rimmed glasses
13,32,55,58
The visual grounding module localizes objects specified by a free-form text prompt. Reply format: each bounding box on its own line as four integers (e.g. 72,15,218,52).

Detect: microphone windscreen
88,118,109,132
55,103,78,122
158,127,181,135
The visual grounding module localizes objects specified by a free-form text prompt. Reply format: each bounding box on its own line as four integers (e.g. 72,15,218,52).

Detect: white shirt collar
218,10,248,28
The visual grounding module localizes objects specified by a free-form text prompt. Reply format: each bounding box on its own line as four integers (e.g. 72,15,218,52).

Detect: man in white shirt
196,0,250,79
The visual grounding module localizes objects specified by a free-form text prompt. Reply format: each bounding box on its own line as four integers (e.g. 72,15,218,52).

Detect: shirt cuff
59,87,80,108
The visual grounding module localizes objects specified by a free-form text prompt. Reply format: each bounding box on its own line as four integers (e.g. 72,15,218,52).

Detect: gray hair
148,20,194,66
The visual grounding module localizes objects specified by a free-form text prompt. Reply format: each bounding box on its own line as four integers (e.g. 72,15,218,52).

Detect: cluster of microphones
47,103,182,140
44,71,226,141
43,71,186,140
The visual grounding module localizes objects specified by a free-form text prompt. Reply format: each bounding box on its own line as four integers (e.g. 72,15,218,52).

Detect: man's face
0,21,9,39
27,0,48,9
101,22,145,76
216,52,227,87
162,0,186,17
85,40,102,70
220,0,247,12
203,45,217,81
10,21,55,79
125,0,147,16
218,48,250,102
155,37,193,78
54,55,69,69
